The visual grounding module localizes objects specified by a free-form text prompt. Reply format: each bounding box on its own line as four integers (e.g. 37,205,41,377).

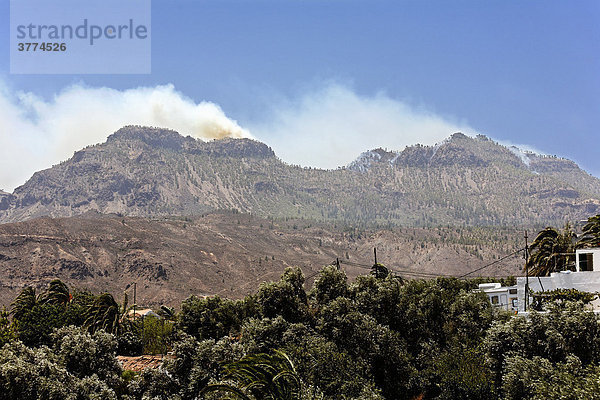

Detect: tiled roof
127,309,161,318
117,355,174,372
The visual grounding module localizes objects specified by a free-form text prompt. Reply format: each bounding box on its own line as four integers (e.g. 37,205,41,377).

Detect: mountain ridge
1,126,599,226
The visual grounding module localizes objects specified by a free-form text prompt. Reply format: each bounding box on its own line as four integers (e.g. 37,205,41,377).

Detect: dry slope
0,211,525,307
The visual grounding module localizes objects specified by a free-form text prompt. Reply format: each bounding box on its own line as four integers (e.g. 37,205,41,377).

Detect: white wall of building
576,248,600,271
517,271,600,312
477,283,518,311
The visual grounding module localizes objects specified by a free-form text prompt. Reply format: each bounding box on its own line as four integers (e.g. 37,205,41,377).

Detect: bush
139,316,173,355
177,295,249,340
0,340,119,400
0,341,72,400
502,355,600,400
15,303,68,347
283,334,372,398
256,267,309,323
127,368,181,400
118,330,143,356
0,308,17,348
163,334,245,399
484,305,600,379
51,326,122,387
239,316,300,354
431,345,496,400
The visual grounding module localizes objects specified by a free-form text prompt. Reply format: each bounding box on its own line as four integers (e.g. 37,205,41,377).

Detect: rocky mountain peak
349,133,491,171
106,125,189,150
347,148,399,172
1,127,599,227
201,137,276,159
449,132,470,141
105,126,275,159
0,191,13,212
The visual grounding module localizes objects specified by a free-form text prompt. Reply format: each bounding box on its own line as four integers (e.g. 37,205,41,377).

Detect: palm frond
10,287,37,319
527,224,576,276
206,350,302,400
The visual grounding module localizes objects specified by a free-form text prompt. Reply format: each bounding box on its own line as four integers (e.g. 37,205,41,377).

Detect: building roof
117,355,174,372
127,308,160,318
478,283,502,290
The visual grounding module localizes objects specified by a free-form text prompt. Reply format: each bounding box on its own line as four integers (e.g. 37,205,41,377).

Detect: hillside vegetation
1,127,599,227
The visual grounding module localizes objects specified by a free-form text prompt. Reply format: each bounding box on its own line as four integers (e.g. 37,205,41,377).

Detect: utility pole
374,247,377,265
133,283,137,321
524,231,529,312
336,257,340,271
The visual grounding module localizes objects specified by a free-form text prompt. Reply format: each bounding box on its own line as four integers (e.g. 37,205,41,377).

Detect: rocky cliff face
2,126,278,223
349,132,584,173
2,126,600,227
0,191,14,212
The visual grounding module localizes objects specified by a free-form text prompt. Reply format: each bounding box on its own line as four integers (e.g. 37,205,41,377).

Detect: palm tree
84,293,123,334
39,279,71,306
158,305,175,320
526,223,576,276
578,215,600,248
10,287,37,320
200,350,302,400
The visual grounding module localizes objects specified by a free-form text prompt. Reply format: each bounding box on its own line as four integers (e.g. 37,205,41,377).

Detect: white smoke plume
248,83,476,170
0,81,478,192
497,139,545,159
0,82,250,192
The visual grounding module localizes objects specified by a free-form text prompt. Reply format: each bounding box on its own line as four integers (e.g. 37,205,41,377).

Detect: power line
458,247,525,278
339,259,456,278
215,245,526,296
340,245,525,280
304,269,322,281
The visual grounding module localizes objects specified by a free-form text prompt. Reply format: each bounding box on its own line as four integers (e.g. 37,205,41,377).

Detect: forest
1,264,599,400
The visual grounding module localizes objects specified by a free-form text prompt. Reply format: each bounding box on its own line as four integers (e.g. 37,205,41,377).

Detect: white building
477,248,600,313
576,248,600,271
515,247,600,312
477,283,519,311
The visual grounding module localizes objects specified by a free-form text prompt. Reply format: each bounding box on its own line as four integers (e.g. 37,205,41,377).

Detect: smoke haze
0,81,480,192
248,83,476,170
0,82,250,191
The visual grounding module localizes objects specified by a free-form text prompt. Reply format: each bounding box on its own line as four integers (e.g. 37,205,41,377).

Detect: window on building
509,289,517,295
491,295,499,305
579,253,594,271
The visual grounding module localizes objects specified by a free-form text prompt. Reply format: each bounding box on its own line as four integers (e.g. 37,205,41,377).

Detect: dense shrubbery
0,330,122,400
2,268,600,399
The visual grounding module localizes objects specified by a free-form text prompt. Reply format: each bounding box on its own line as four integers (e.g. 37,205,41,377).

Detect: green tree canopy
311,265,348,306
256,268,308,323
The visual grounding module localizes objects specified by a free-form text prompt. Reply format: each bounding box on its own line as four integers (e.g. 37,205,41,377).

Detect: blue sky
0,0,599,190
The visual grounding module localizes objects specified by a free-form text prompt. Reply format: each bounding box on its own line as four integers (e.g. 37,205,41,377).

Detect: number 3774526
17,42,66,51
